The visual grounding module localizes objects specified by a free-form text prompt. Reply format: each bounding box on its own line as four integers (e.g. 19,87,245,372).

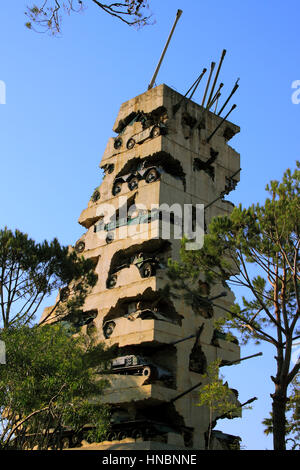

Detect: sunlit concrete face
41,84,241,450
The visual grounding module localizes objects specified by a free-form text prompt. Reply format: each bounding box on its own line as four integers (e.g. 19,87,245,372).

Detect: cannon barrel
167,333,197,347
220,352,263,367
207,82,223,109
173,68,207,115
167,324,204,347
229,167,242,179
204,168,241,210
189,68,207,101
204,193,224,211
218,78,239,116
207,49,227,107
214,93,221,113
190,88,220,134
170,381,202,404
216,397,258,422
206,104,237,143
198,292,227,304
201,61,216,106
148,9,183,90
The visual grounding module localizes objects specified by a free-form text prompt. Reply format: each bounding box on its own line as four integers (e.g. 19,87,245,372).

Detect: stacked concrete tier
41,84,241,450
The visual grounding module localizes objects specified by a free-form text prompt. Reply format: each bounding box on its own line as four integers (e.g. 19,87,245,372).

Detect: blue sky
1,0,299,450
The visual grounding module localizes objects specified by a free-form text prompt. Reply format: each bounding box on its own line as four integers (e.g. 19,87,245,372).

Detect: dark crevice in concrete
193,148,219,181
115,151,186,190
114,106,168,135
103,287,183,327
107,239,171,282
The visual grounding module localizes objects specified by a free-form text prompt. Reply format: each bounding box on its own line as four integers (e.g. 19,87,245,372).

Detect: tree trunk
272,388,287,450
207,408,213,450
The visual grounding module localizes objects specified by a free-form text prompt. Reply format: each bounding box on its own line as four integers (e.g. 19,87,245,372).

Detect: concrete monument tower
41,12,242,449
52,82,241,450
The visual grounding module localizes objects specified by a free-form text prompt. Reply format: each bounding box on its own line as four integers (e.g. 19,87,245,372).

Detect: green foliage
198,360,239,417
0,227,97,328
286,374,300,448
24,1,152,35
0,323,111,449
197,360,242,449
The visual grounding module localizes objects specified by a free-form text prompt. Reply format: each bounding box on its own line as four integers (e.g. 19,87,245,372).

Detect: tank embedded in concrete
41,84,241,450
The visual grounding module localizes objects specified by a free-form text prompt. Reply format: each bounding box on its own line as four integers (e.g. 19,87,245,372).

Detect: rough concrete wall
41,84,241,450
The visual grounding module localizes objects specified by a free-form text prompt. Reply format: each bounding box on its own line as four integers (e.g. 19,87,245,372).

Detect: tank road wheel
107,164,115,174
112,182,122,196
132,428,143,440
151,126,161,138
103,321,116,338
142,365,153,378
114,137,122,150
128,177,139,191
117,431,127,441
143,365,157,381
86,434,95,444
107,432,117,441
75,241,85,253
60,437,70,449
126,138,135,150
145,168,159,183
106,232,114,244
140,262,154,278
106,274,117,289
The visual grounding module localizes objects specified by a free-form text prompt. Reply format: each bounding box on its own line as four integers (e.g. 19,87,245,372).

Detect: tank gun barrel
207,49,227,107
201,61,216,106
206,104,237,143
189,68,207,101
216,397,258,422
170,381,202,404
148,9,183,90
201,292,228,303
189,87,220,136
173,68,207,115
207,83,223,109
220,352,263,367
204,168,241,210
218,78,239,116
167,324,204,347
